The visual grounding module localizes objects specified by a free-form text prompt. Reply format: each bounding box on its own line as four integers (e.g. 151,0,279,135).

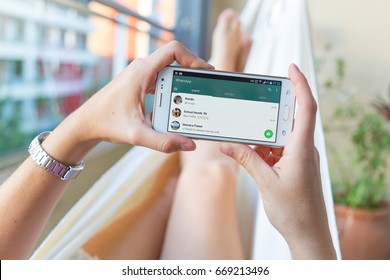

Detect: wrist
41,113,100,166
285,229,336,260
29,131,85,180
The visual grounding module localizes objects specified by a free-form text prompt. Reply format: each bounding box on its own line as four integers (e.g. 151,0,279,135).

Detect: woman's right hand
221,64,336,259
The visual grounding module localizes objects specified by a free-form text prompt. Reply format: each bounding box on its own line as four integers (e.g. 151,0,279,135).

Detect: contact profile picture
171,121,180,130
172,108,181,118
173,95,182,105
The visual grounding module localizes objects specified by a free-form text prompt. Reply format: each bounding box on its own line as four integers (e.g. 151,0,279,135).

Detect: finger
270,147,283,157
145,40,214,71
253,145,271,159
252,146,282,159
288,64,317,141
252,146,281,166
266,153,281,166
135,125,196,153
220,143,277,187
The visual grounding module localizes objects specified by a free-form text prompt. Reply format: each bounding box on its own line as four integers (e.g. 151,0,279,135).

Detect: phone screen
167,70,282,143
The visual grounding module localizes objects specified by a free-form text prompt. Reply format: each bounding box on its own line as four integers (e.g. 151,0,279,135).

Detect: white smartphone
152,66,295,147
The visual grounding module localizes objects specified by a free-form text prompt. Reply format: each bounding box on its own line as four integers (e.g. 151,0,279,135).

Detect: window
0,0,209,160
0,60,23,83
0,16,24,42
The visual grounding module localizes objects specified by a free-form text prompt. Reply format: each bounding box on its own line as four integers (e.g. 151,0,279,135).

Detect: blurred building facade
0,0,176,155
0,0,96,136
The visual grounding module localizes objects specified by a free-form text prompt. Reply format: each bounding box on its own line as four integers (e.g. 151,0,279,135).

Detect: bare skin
83,154,180,260
160,141,244,259
0,9,336,260
160,9,251,260
221,64,337,260
0,41,212,259
83,8,252,260
210,8,252,72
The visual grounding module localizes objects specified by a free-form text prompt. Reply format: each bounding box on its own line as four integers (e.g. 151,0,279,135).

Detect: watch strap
28,131,84,181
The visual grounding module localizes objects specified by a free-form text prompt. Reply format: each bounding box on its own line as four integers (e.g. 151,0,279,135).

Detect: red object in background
378,107,390,121
60,93,82,115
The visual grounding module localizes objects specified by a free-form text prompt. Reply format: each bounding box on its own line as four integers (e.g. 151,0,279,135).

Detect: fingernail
180,142,195,151
207,63,215,69
290,63,300,72
221,143,234,157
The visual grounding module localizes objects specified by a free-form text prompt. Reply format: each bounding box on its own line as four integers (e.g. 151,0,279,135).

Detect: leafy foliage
332,112,390,208
317,47,390,209
0,98,31,155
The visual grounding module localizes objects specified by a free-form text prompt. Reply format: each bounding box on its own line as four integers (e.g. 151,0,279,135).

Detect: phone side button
283,105,290,121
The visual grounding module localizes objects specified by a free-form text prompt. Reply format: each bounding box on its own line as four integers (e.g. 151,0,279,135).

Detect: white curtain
31,0,340,260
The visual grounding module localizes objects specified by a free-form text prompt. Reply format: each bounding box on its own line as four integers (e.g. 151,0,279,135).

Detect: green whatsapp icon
264,129,274,139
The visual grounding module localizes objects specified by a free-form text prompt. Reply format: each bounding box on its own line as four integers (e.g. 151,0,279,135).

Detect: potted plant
317,50,390,259
331,109,390,259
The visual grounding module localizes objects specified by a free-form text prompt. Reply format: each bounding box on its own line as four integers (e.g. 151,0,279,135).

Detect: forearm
285,228,337,260
0,41,210,259
0,111,99,259
289,241,337,260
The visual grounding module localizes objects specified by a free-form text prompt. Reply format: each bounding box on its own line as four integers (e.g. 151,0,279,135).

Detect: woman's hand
69,40,213,153
41,41,213,166
221,64,336,259
0,41,213,259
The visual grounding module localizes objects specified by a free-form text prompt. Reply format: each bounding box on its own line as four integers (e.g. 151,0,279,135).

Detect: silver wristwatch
28,131,85,180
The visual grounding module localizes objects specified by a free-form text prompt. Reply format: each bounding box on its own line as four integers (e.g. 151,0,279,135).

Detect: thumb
220,143,276,187
135,125,196,153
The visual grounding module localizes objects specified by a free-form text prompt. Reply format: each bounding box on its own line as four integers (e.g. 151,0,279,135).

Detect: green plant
332,111,390,208
0,98,31,155
373,86,390,121
317,47,390,209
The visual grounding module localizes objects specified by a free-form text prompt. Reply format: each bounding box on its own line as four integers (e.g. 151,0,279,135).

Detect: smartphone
152,66,295,147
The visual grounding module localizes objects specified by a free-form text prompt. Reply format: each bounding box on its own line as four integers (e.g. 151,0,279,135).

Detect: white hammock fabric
241,0,340,259
31,0,340,260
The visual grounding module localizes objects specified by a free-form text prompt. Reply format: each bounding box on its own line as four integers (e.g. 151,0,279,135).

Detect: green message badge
264,129,274,139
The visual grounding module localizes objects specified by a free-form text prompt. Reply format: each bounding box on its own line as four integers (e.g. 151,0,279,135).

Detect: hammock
31,0,340,260
240,0,340,259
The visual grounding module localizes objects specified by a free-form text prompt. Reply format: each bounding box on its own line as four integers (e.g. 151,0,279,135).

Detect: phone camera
161,78,165,81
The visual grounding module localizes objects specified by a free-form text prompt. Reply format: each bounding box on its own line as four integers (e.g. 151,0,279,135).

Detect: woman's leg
160,9,252,260
160,141,244,259
82,154,180,260
210,8,252,72
82,8,252,260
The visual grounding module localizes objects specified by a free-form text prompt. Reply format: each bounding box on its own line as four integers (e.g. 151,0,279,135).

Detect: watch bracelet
28,131,84,181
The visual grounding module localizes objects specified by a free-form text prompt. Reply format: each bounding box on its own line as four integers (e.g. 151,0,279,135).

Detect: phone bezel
152,66,295,147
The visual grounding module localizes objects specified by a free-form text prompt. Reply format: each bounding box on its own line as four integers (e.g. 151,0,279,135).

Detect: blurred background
1,0,390,258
